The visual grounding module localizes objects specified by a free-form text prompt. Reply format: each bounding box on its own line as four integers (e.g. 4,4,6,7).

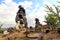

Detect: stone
15,5,27,31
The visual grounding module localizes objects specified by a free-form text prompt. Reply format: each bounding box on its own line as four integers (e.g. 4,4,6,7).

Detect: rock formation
35,18,42,31
15,5,27,31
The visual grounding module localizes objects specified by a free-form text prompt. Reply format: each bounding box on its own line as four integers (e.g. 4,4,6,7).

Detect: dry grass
43,32,60,40
1,28,60,40
0,33,2,40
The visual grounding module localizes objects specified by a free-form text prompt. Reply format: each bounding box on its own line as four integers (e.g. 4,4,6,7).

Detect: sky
0,0,60,28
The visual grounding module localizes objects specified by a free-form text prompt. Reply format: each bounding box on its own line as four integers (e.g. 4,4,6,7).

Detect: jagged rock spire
15,5,27,28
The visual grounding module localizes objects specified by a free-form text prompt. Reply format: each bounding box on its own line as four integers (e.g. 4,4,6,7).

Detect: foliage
44,4,60,30
0,24,3,33
37,25,42,30
45,13,58,25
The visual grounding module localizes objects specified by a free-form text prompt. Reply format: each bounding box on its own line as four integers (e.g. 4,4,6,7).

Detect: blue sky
0,0,60,28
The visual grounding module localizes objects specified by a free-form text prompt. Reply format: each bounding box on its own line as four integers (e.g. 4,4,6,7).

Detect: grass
0,33,2,40
1,28,60,40
43,32,60,40
28,32,37,36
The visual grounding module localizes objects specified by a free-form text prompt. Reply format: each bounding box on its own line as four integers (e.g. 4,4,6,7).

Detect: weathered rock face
15,5,27,28
35,18,42,31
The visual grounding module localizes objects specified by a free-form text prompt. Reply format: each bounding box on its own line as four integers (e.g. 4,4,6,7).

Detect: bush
0,24,3,33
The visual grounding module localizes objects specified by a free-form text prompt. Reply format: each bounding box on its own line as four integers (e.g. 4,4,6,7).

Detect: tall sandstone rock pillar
15,5,27,28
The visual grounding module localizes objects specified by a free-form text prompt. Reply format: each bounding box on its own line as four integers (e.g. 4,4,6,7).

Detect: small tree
44,13,58,31
44,5,59,31
0,24,3,33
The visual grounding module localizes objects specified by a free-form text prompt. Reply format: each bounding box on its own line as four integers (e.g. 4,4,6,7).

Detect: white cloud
44,0,59,15
27,3,47,27
19,1,33,9
0,2,18,24
0,0,58,28
27,0,60,27
27,8,47,27
4,0,12,3
44,0,52,6
0,0,33,28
